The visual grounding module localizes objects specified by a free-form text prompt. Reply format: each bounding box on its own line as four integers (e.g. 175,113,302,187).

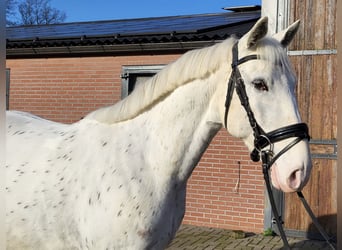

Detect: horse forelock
255,38,294,76
85,38,237,124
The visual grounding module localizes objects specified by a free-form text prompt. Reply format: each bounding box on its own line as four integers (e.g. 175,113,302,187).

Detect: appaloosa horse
6,17,311,249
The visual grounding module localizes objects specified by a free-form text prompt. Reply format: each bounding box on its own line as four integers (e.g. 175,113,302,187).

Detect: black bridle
224,42,310,164
224,41,336,250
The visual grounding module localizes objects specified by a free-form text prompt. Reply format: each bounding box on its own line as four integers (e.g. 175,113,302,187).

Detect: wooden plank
321,56,334,139
285,0,337,241
289,0,337,51
310,55,324,138
326,0,337,48
285,77,337,235
313,0,326,49
286,54,337,236
285,0,337,237
290,55,337,139
289,56,311,123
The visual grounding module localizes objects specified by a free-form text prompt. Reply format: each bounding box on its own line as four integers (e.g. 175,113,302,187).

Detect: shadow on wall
306,214,336,241
286,214,337,250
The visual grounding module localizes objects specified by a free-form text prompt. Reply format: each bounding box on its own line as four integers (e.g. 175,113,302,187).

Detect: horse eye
252,79,268,91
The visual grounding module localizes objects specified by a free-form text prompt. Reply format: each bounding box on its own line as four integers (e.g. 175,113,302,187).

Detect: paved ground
166,225,336,250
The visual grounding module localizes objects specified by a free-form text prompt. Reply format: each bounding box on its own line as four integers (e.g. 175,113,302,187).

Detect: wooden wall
284,0,337,238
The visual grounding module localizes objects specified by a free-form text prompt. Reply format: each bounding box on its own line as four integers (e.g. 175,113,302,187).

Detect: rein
224,41,336,249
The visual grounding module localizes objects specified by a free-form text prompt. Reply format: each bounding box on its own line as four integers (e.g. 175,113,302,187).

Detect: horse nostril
288,170,302,190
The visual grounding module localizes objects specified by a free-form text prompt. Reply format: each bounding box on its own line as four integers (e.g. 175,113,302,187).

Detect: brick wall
6,55,265,233
184,130,264,232
7,55,180,123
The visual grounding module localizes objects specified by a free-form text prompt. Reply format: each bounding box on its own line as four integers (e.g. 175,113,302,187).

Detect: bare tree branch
17,0,66,25
6,0,18,26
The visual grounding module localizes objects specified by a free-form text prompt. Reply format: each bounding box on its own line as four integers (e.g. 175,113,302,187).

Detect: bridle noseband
224,42,310,165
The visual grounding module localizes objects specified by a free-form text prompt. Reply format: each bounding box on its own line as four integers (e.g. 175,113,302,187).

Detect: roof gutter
6,40,221,59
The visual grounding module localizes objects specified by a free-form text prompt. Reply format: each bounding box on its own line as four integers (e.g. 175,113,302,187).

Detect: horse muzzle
271,162,310,193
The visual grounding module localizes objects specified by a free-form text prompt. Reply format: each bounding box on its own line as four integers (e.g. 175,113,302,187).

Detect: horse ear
240,16,268,49
273,20,300,47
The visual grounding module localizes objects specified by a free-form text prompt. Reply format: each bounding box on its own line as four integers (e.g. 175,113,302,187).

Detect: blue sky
50,0,261,23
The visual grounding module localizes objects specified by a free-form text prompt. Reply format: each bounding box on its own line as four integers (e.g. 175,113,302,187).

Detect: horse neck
141,76,222,185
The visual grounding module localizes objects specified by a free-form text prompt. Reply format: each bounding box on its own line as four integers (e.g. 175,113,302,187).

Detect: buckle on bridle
250,134,273,162
251,123,310,164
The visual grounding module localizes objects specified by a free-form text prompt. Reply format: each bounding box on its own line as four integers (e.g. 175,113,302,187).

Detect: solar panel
7,11,260,41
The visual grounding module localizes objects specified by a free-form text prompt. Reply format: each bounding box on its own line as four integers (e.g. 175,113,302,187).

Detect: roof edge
6,40,221,59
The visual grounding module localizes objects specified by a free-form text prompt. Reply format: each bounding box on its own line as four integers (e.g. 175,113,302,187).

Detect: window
6,69,10,110
121,65,165,98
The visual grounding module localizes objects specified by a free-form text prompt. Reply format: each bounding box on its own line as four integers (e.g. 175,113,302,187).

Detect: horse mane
85,36,291,124
85,38,237,124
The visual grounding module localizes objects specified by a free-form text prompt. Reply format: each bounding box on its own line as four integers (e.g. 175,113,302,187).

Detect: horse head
222,17,312,193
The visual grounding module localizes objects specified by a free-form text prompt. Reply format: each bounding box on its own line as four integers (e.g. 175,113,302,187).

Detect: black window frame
121,65,165,98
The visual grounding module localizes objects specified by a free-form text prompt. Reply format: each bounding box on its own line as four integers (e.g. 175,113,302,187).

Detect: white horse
6,17,312,249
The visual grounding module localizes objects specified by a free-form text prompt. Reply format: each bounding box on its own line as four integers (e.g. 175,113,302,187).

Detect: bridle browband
224,42,310,164
224,41,336,249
